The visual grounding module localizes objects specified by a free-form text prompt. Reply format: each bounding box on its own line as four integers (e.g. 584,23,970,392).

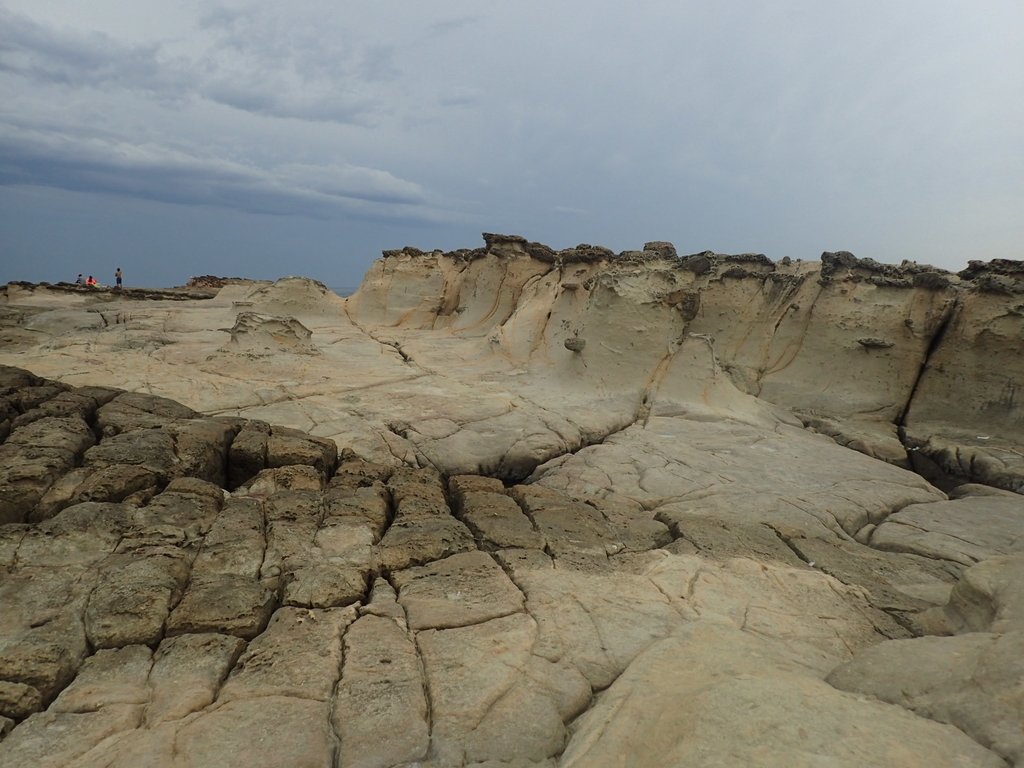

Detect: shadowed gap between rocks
895,296,963,491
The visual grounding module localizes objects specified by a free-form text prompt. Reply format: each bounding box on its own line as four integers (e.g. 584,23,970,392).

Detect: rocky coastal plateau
0,234,1022,767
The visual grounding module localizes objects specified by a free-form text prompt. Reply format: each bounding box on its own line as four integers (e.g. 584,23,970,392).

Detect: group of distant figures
75,268,122,289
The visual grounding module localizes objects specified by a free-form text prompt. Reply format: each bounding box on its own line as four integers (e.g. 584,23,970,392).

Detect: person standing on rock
115,268,122,289
75,274,83,285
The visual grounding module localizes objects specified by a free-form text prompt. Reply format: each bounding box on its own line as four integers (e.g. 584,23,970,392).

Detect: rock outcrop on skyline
346,235,1023,490
0,235,1022,766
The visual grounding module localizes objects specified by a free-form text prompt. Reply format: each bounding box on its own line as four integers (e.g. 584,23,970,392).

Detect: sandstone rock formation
221,312,319,357
1,236,1023,766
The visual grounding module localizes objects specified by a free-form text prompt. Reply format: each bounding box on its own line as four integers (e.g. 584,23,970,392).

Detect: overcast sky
1,1,1021,288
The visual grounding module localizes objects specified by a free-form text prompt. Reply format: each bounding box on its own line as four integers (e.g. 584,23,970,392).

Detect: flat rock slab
643,553,898,670
561,622,1007,768
788,535,959,612
190,497,266,581
456,489,545,551
0,415,96,523
146,633,246,725
376,514,476,572
828,631,1024,765
511,485,617,557
85,552,191,648
96,392,197,434
660,515,804,567
333,614,430,768
165,578,277,639
220,606,356,702
535,417,945,542
393,550,525,630
0,681,42,720
0,566,92,702
417,613,569,766
175,696,335,768
322,482,390,540
506,554,681,689
50,645,152,713
0,703,143,768
82,430,183,484
870,495,1024,565
283,564,368,609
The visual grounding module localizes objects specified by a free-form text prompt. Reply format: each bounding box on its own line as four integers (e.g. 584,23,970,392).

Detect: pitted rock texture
0,367,1020,766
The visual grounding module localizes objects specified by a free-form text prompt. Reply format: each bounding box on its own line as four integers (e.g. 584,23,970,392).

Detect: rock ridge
349,234,1023,492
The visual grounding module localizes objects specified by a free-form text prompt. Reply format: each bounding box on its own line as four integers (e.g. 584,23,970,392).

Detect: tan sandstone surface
0,236,1022,766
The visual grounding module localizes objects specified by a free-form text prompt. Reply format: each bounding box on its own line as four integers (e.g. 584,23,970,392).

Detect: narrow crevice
161,537,204,628
380,338,412,363
506,493,550,548
891,299,967,485
139,645,160,727
646,575,691,621
377,567,436,757
636,324,691,429
485,551,531,609
508,413,643,485
326,620,352,768
895,297,959,430
877,606,921,636
410,632,435,762
341,300,422,369
766,525,814,566
253,498,271,584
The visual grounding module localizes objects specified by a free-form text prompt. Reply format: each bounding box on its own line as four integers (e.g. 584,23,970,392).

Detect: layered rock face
1,237,1023,766
347,236,1023,489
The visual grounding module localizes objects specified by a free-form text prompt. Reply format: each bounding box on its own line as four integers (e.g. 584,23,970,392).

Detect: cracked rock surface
2,240,1024,766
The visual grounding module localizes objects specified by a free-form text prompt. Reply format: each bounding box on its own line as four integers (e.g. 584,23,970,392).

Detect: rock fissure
896,297,960,430
411,631,436,761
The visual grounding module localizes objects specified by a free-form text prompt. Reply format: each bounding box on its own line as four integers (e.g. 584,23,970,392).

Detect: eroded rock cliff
346,236,1024,490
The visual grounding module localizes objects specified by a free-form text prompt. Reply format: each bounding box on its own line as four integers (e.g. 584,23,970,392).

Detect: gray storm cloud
0,0,1021,286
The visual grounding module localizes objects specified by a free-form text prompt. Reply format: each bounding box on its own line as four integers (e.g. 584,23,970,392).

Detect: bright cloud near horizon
1,1,1021,287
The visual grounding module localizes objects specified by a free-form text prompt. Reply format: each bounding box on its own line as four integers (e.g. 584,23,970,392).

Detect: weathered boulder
220,312,319,356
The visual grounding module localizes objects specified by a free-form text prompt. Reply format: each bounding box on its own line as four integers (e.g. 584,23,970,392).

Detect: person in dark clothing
115,268,123,289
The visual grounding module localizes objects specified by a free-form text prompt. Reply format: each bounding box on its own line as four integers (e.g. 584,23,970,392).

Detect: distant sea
329,286,359,297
